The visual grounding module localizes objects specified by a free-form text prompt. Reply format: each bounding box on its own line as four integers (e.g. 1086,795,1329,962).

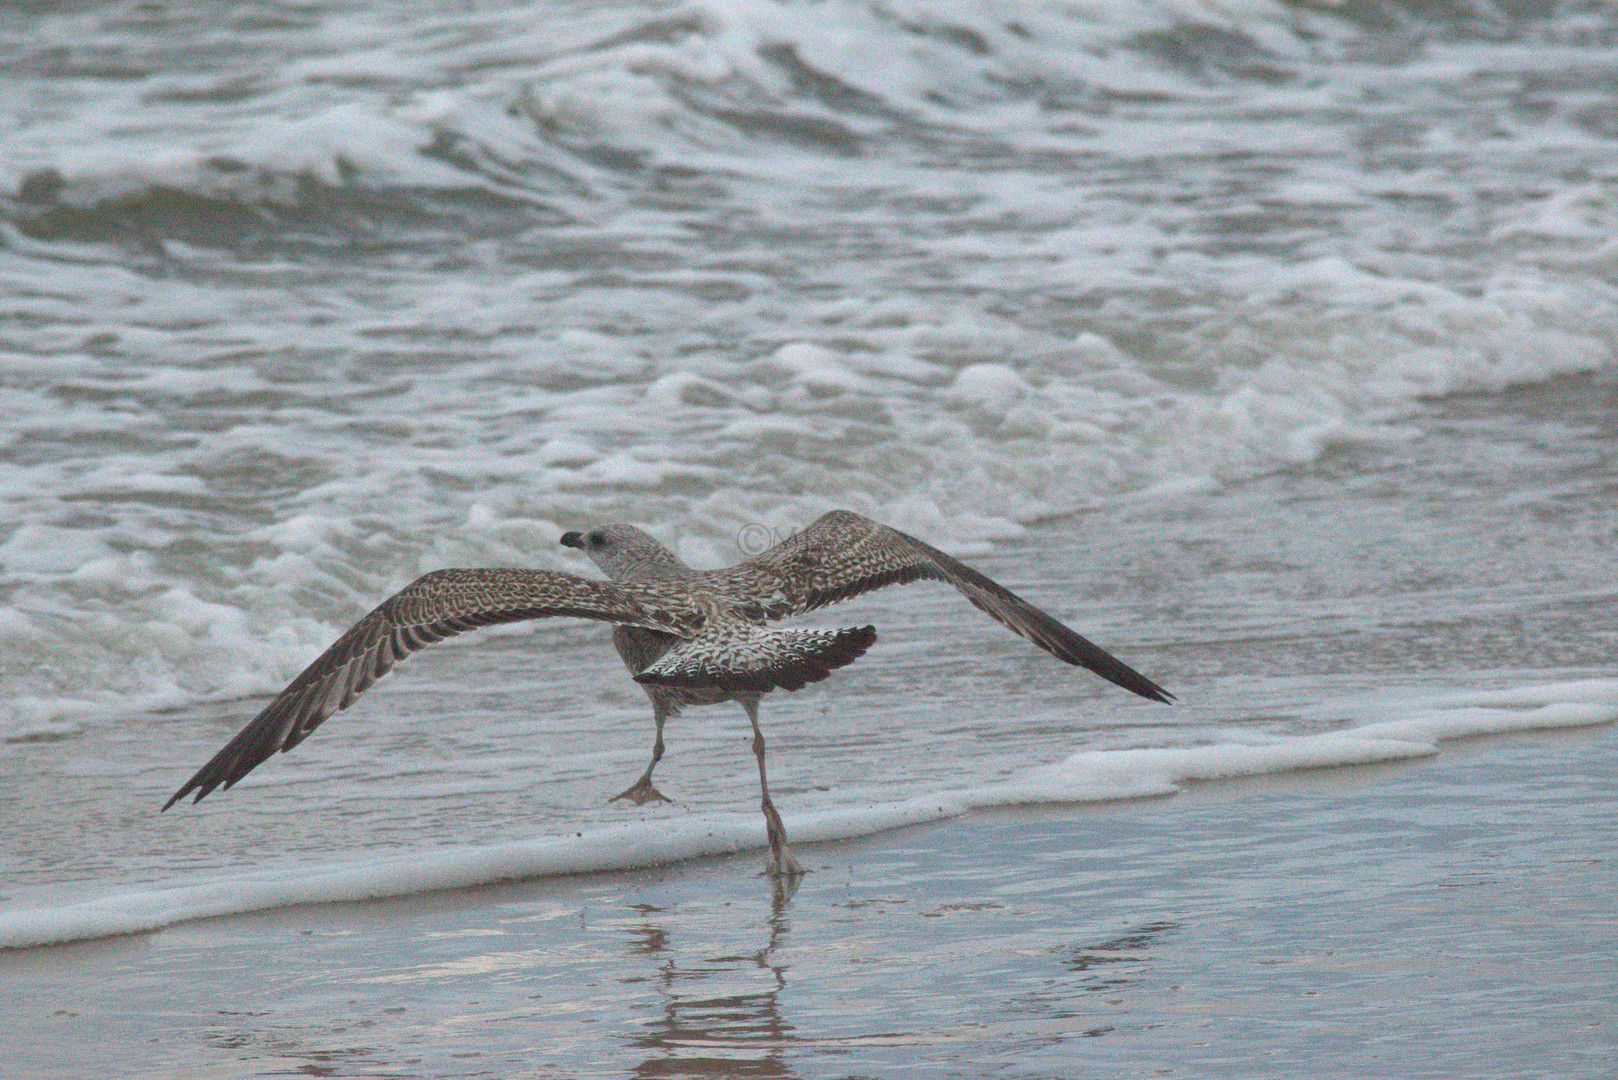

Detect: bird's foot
767,847,806,879
761,800,805,878
610,778,672,806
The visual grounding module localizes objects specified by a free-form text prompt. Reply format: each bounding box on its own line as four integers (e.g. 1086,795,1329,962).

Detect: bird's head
560,524,692,582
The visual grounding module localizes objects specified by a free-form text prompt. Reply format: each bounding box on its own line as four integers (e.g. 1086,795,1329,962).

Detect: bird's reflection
620,882,801,1079
1010,918,1180,1040
1064,920,1178,985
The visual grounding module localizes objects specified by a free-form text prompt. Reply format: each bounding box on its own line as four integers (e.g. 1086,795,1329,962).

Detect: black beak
560,531,585,550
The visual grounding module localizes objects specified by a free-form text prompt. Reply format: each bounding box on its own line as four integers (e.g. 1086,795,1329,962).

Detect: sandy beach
9,722,1613,1080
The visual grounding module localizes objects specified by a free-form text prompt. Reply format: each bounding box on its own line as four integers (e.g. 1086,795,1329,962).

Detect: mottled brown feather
707,511,1173,703
166,512,1170,819
163,569,691,808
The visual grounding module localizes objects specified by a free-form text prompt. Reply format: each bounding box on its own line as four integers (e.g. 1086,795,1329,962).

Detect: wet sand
8,724,1613,1080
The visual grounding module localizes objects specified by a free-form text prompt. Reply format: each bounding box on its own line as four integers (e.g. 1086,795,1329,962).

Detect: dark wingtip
1103,666,1175,704
560,531,585,549
161,781,204,811
163,760,235,811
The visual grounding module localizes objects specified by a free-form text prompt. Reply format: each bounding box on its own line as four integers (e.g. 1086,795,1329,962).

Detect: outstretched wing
635,621,877,694
164,569,688,809
711,511,1173,703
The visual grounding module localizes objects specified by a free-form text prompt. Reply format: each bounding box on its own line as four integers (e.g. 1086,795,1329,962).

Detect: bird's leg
743,697,804,878
612,697,672,806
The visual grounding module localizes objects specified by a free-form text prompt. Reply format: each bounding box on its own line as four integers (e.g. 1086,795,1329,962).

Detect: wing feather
164,569,688,809
712,511,1173,703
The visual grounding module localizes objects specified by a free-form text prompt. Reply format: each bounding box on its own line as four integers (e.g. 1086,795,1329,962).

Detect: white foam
5,679,1611,951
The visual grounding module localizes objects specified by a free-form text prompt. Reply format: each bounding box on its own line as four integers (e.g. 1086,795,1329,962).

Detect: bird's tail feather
634,623,877,694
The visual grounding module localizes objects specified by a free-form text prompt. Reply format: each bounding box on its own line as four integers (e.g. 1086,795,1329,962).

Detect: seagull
164,510,1172,878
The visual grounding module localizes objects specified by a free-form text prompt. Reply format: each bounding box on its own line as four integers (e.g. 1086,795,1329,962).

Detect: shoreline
6,680,1614,953
8,721,1614,1078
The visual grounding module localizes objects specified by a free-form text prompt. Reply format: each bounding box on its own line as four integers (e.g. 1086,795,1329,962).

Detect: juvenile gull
164,510,1172,877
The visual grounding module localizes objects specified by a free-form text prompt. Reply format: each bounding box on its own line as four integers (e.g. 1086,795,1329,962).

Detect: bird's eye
587,530,606,546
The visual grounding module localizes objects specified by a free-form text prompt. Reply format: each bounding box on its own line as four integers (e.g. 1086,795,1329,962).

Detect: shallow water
9,726,1614,1079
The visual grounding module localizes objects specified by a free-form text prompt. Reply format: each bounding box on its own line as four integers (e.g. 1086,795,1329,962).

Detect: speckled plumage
165,510,1171,880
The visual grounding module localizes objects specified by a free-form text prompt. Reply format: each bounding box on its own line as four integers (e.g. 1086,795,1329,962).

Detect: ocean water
10,731,1616,1079
1,0,1615,1042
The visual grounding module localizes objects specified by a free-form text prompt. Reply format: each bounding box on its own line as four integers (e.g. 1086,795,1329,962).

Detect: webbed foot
767,848,806,879
761,798,805,878
610,778,672,806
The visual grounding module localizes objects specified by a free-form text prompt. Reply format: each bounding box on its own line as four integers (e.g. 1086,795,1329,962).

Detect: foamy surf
6,678,1610,952
3,0,1617,736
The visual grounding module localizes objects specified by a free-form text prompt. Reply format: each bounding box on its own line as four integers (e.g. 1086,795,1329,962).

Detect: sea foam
5,679,1611,951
